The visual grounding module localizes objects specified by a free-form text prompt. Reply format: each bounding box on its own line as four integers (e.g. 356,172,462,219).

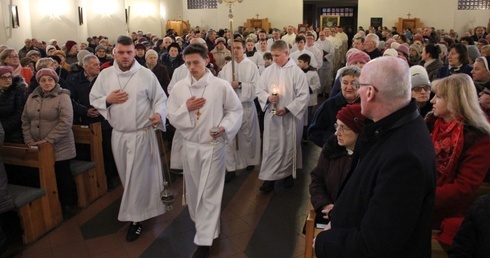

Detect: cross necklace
188,85,208,120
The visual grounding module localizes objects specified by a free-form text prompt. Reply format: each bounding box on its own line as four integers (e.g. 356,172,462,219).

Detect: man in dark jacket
314,56,436,258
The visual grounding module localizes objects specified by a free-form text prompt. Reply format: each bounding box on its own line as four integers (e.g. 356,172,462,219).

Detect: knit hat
409,44,422,56
77,50,92,65
413,34,424,43
409,65,430,89
390,42,400,50
65,40,77,52
478,39,489,45
336,104,366,134
36,68,59,82
396,44,410,57
347,51,370,66
385,39,395,47
48,39,57,45
145,49,158,59
20,57,33,67
0,66,13,77
48,55,61,65
466,45,481,63
345,48,360,60
95,45,106,52
46,45,56,53
135,44,146,50
383,49,398,57
215,37,226,45
476,56,490,73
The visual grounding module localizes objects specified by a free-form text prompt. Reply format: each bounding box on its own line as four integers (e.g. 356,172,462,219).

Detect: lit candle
271,84,278,114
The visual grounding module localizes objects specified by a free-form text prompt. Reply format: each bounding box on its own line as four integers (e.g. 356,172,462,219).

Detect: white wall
358,0,489,36
1,0,33,51
182,0,303,32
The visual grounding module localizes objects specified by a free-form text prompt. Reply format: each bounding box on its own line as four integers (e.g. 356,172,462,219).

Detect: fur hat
26,50,41,58
36,68,59,82
396,44,410,57
20,57,33,67
46,45,56,53
48,39,57,45
135,44,146,50
409,65,430,89
215,37,226,45
145,49,158,59
65,40,77,52
95,45,106,52
347,51,370,66
383,49,398,57
0,66,13,77
336,104,366,134
409,44,422,56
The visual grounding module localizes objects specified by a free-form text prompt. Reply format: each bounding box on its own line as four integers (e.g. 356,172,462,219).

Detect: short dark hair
263,52,272,60
449,43,469,65
424,44,441,59
234,38,246,48
298,53,311,64
295,35,306,43
224,56,232,61
183,43,208,59
116,35,133,46
460,36,475,45
167,42,181,53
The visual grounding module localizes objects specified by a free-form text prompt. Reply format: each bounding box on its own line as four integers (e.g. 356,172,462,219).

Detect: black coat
449,194,490,258
0,76,27,143
315,100,436,258
308,93,360,147
149,63,170,96
160,53,184,80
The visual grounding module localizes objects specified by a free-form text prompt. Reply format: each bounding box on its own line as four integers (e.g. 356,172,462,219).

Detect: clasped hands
312,204,334,249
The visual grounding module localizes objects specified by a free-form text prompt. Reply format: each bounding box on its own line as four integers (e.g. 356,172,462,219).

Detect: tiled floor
8,141,322,258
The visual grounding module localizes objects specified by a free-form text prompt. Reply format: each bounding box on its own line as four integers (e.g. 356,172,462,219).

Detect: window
458,0,489,10
321,7,354,17
188,0,218,9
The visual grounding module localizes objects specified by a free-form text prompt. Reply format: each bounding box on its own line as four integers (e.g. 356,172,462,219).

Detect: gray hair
366,33,380,46
35,57,56,71
83,54,98,67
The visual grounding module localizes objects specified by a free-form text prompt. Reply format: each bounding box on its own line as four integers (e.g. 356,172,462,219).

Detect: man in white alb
89,35,167,242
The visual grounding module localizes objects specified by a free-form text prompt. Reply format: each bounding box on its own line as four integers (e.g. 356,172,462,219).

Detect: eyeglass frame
0,75,13,81
8,55,19,59
334,123,352,133
352,81,379,92
412,85,431,93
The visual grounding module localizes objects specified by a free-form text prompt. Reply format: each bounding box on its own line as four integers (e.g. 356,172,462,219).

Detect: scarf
245,48,256,57
431,118,465,179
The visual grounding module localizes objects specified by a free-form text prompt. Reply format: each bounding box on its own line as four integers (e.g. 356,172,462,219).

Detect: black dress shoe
284,175,294,189
259,180,275,193
126,222,142,242
246,165,255,171
192,245,210,258
225,171,236,183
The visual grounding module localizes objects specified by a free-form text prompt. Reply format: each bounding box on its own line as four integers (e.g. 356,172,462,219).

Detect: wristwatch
238,82,242,89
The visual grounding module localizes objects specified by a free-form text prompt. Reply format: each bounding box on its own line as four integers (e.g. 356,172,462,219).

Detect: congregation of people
0,21,489,258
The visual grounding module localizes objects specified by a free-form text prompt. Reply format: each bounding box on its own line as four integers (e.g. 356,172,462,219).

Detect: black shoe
192,245,210,258
259,181,275,193
225,171,236,183
126,222,142,242
284,175,294,189
246,165,255,171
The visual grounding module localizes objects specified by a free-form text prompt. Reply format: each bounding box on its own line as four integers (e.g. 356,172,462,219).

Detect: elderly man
267,28,282,47
363,33,382,59
352,36,364,51
314,57,436,258
205,29,217,51
281,26,297,48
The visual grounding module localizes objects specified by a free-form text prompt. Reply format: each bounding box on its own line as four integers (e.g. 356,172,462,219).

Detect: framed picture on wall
320,15,340,30
11,5,19,28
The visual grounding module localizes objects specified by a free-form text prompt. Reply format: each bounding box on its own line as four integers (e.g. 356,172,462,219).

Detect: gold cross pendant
196,110,201,120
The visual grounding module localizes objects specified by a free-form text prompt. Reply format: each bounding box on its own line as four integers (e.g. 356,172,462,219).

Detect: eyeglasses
0,75,13,80
352,81,379,92
334,123,352,133
8,55,19,59
480,91,490,96
412,86,431,92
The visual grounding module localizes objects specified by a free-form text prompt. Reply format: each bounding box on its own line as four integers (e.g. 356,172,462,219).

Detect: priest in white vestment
218,39,261,182
257,40,309,193
167,44,242,257
89,35,167,242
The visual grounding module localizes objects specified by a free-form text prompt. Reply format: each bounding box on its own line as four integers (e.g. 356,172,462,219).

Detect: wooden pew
71,122,107,207
0,142,62,244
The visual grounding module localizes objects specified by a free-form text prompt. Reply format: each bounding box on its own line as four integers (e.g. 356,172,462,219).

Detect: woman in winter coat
0,66,27,143
309,104,366,221
22,68,78,214
425,74,490,248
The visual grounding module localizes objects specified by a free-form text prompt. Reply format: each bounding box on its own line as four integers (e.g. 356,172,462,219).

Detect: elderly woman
436,43,473,79
22,68,78,216
425,74,490,248
310,104,366,221
308,66,361,147
160,42,184,80
408,44,422,67
410,65,433,117
471,56,490,93
145,49,170,95
0,48,33,84
29,57,67,94
0,66,27,143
